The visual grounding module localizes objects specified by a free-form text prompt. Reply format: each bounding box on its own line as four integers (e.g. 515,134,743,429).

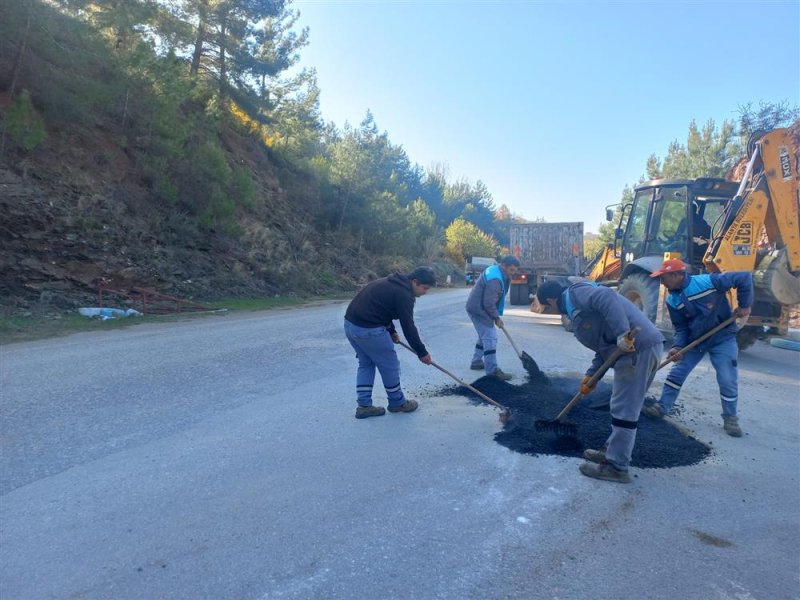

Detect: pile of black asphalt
437,372,711,468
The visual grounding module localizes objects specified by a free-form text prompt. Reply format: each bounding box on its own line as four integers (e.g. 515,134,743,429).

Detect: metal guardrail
96,285,213,316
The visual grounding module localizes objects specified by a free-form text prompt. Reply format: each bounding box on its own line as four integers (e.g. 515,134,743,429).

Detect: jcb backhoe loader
595,124,799,348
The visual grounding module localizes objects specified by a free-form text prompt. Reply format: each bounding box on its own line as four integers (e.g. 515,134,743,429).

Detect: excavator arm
705,126,800,306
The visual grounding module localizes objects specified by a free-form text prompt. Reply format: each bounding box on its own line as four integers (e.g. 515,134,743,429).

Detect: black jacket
345,273,428,357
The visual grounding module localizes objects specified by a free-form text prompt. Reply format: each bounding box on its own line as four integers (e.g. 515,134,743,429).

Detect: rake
397,340,512,424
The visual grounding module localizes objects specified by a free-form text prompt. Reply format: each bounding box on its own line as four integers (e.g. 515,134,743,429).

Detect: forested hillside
0,0,518,314
1,1,797,317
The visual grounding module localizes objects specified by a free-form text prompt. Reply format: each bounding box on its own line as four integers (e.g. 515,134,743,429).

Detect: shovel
581,317,740,413
499,323,545,380
396,340,511,424
657,316,737,370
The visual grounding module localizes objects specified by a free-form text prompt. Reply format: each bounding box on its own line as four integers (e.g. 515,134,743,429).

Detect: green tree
397,198,438,259
737,101,799,142
441,178,496,231
54,0,159,51
3,89,46,152
316,111,432,257
645,103,798,185
183,0,286,108
444,218,498,264
417,165,448,226
264,68,322,156
584,235,605,260
250,4,308,100
647,119,737,179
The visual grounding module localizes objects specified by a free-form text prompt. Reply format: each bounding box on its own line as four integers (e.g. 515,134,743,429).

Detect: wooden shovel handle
396,340,508,412
555,326,640,422
499,324,523,358
657,316,737,370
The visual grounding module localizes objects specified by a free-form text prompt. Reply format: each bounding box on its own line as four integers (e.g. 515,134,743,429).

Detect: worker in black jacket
344,267,435,419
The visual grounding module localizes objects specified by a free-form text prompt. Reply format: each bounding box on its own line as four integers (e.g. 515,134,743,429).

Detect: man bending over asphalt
537,280,665,483
344,267,435,419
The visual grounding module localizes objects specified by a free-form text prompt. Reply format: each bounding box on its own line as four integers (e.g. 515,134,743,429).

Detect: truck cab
464,256,496,286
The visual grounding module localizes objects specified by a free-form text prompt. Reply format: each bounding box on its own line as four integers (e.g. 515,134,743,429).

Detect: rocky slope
0,126,375,315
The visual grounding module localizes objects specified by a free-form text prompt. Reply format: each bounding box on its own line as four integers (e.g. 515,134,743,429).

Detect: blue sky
292,0,799,233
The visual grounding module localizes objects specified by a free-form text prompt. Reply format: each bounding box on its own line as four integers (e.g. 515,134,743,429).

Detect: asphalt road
2,288,799,599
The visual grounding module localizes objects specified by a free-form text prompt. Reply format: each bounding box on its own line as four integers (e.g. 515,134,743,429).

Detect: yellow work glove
580,375,596,396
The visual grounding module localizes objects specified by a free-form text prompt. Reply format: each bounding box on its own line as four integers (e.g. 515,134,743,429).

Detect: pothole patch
436,374,711,468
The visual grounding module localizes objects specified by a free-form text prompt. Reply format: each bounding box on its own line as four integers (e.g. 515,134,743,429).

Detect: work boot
641,404,664,419
355,405,386,419
388,399,418,413
723,416,743,437
579,462,631,484
583,448,606,464
489,368,512,381
470,361,485,370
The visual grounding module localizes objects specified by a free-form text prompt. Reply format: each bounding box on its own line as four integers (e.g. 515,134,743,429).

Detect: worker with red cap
641,258,753,437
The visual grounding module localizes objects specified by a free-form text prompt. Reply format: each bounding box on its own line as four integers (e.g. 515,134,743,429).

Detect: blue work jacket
665,272,753,349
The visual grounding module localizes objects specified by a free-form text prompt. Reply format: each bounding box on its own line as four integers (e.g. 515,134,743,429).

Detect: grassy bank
0,287,461,345
0,296,333,345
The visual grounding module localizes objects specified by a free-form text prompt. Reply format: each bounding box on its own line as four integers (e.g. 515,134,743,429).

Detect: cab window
648,187,688,254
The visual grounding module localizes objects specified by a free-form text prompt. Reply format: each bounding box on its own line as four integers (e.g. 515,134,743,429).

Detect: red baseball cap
651,258,687,277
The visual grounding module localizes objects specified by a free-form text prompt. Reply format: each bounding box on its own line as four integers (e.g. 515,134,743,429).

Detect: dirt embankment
0,163,278,313
0,126,372,316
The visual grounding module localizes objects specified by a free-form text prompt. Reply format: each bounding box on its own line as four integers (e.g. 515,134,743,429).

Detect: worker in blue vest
537,280,664,483
465,256,520,380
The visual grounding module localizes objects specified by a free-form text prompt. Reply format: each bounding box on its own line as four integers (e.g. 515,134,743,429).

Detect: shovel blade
520,351,547,381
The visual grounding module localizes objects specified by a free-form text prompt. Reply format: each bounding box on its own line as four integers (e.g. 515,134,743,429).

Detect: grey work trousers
468,314,499,374
605,343,663,471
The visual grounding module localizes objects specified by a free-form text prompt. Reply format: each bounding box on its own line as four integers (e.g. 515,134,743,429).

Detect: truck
508,222,584,305
464,256,496,285
593,125,800,348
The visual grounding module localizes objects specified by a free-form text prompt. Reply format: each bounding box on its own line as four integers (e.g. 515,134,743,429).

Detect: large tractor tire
618,272,660,322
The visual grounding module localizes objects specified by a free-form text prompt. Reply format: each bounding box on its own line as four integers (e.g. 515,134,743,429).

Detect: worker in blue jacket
641,258,753,437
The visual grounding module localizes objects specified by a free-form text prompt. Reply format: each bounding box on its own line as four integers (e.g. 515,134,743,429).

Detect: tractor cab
617,178,739,273
604,178,739,328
